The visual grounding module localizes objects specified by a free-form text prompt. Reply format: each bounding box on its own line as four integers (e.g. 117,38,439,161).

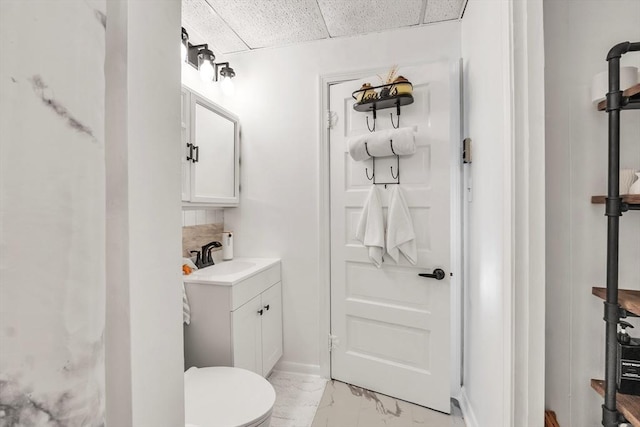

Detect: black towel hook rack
352,82,414,133
390,103,401,129
366,109,377,132
363,140,400,188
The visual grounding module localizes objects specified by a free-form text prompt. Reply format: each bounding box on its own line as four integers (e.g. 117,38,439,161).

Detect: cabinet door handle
186,143,193,161
192,145,199,163
264,304,270,311
257,309,263,316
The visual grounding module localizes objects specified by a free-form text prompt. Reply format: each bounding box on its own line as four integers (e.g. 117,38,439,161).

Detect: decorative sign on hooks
352,68,414,132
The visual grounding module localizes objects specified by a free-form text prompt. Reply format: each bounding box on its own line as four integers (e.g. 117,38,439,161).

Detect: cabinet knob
264,304,270,311
257,309,263,316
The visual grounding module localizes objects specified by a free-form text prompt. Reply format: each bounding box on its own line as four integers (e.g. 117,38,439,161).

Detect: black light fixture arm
213,62,236,82
186,43,214,69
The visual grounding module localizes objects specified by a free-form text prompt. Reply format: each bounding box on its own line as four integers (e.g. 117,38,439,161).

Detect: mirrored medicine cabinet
181,87,239,207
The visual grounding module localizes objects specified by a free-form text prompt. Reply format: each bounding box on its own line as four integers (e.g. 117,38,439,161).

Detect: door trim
318,61,464,398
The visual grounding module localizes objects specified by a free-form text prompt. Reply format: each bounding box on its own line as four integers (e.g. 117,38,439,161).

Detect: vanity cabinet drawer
231,263,281,310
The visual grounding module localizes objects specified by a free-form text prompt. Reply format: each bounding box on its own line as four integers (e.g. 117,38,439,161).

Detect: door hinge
462,138,472,164
326,110,338,130
329,334,339,351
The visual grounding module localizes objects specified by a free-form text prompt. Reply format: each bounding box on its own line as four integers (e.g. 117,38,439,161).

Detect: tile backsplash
182,209,225,260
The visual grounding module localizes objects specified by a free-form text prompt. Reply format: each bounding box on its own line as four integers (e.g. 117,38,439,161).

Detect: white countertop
183,257,280,286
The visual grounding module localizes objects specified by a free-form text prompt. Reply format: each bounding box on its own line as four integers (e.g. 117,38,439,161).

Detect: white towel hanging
386,185,417,265
348,127,416,162
182,257,197,325
356,186,385,268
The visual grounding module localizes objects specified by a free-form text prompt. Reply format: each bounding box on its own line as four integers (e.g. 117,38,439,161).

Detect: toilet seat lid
184,366,276,427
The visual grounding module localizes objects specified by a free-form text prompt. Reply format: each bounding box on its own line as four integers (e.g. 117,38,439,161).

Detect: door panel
231,294,262,375
261,282,283,376
189,92,239,205
192,99,235,200
330,62,453,412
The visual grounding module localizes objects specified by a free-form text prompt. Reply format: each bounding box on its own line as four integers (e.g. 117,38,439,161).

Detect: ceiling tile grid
182,0,468,55
204,0,329,49
317,0,424,38
423,0,466,24
183,0,249,53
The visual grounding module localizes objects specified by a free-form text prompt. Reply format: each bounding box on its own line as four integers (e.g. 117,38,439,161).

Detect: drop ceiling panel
317,0,424,38
423,0,466,24
183,0,249,54
204,0,329,49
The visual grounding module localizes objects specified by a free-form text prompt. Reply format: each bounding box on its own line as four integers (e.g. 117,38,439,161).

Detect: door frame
318,60,464,398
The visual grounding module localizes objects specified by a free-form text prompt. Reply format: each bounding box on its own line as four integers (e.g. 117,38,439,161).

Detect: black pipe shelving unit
591,41,640,427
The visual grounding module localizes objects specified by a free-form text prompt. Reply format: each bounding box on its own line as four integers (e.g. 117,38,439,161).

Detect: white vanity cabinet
183,259,282,377
231,281,282,375
181,86,239,207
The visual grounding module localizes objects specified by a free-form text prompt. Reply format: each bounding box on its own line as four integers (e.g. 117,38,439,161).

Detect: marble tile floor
311,380,466,427
267,370,329,427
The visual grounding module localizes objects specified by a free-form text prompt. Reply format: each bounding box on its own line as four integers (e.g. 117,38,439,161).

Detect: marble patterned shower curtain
0,1,107,425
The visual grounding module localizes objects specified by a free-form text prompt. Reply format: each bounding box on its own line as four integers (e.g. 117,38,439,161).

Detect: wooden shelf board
591,379,640,427
591,194,640,204
592,287,640,316
597,83,640,111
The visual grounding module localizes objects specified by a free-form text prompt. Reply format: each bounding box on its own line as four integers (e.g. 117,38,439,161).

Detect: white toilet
184,366,276,427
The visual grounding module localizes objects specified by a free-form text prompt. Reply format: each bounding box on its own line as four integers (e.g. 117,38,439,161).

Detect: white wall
105,0,184,425
544,1,640,426
460,0,512,425
0,0,106,424
219,22,461,373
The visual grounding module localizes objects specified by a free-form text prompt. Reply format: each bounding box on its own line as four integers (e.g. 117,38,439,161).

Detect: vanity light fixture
197,48,216,82
214,62,236,96
181,27,237,88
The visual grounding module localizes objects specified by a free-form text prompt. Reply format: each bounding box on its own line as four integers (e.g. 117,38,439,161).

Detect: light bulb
199,60,214,82
221,76,235,96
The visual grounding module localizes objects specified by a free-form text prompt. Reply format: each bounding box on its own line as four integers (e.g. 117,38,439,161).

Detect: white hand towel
182,257,197,325
386,185,417,265
182,282,191,325
348,127,416,161
356,186,385,268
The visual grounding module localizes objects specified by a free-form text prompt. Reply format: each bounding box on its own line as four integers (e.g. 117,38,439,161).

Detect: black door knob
264,304,270,311
418,268,446,281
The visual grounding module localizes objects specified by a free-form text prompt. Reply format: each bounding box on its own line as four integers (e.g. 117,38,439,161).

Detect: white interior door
329,62,453,412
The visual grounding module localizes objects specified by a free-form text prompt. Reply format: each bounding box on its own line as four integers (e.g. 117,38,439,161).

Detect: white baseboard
458,387,480,427
274,360,322,376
